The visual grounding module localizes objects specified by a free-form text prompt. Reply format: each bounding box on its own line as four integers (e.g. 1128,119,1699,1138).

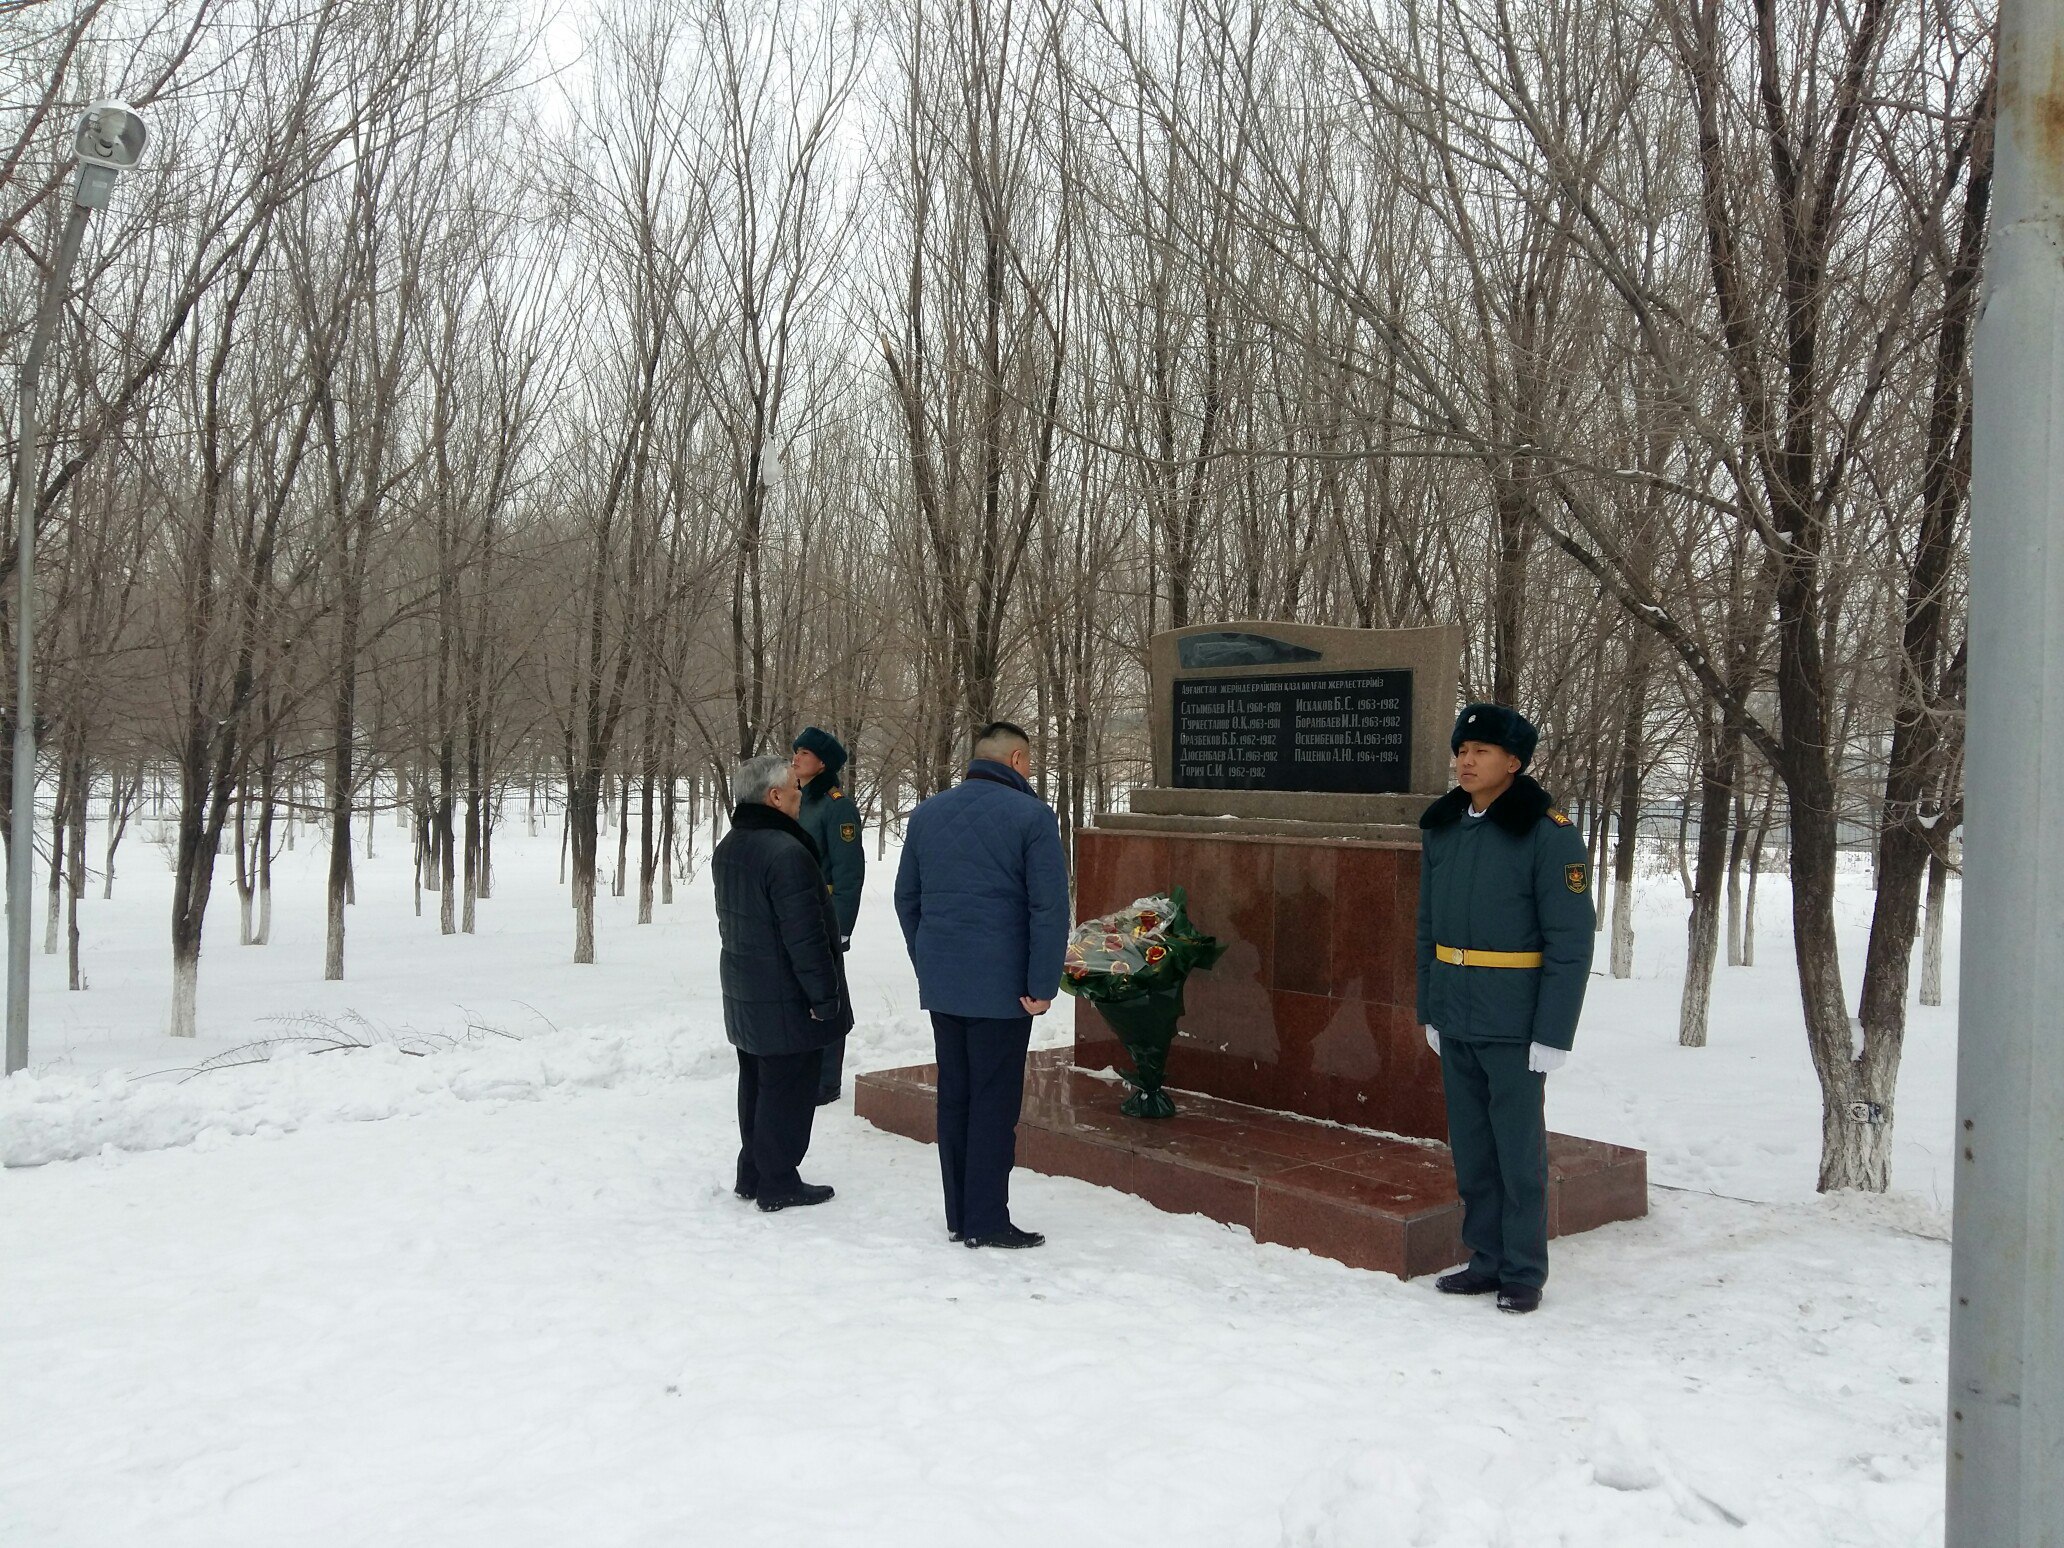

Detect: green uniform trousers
1439,1037,1550,1290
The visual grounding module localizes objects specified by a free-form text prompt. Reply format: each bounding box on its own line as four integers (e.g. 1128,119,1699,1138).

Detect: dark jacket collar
963,758,1034,796
803,768,841,800
1420,774,1552,837
731,801,821,861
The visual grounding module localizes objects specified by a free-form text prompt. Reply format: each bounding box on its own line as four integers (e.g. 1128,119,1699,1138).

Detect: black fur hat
1450,702,1539,769
791,725,848,775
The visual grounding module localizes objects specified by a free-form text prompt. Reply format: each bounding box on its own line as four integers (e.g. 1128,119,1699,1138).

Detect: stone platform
855,1049,1649,1279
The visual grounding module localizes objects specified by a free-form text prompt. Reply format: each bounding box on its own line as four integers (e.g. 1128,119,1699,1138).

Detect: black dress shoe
814,1090,841,1108
1435,1268,1501,1295
948,1230,963,1242
733,1186,755,1201
756,1182,835,1213
962,1225,1044,1250
1497,1285,1542,1314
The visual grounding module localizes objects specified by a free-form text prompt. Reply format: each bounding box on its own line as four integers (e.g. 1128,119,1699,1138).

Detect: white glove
1424,1025,1441,1057
1528,1043,1569,1075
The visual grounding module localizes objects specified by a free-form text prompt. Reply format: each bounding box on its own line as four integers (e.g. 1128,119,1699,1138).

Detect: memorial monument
858,620,1646,1277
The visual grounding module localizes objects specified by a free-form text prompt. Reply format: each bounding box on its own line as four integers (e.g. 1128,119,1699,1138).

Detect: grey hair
731,753,794,806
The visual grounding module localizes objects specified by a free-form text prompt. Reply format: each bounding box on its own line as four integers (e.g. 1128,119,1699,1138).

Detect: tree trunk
1742,802,1770,969
410,767,425,919
462,708,482,932
569,775,599,964
169,947,200,1042
102,764,140,900
325,761,352,982
437,757,456,936
1788,764,1892,1191
614,769,630,899
478,768,495,901
1678,728,1739,1048
462,774,480,934
253,747,277,947
235,766,256,945
43,756,69,956
1725,784,1749,966
1919,839,1950,1007
1608,675,1647,980
637,770,656,924
658,770,677,907
1673,797,1694,900
65,757,85,990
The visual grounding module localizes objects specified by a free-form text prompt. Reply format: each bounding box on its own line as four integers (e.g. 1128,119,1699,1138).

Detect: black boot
962,1224,1044,1250
757,1182,835,1213
1435,1268,1500,1296
1497,1285,1542,1314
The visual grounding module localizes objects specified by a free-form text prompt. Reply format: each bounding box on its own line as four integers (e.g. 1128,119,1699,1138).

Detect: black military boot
963,1224,1045,1250
757,1182,835,1213
1435,1268,1501,1296
1497,1285,1542,1314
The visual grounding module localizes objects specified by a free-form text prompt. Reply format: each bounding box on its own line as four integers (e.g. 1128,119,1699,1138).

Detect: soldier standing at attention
792,726,866,1105
1417,703,1594,1314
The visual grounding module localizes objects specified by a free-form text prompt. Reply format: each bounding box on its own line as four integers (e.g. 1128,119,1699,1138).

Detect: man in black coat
712,753,853,1212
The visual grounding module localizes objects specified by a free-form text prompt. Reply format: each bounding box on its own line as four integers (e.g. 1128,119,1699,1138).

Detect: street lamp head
74,102,148,171
71,102,147,210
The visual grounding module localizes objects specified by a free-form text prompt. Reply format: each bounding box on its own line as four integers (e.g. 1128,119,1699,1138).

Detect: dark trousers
735,1047,824,1198
817,1034,845,1102
931,1013,1033,1238
1439,1037,1550,1290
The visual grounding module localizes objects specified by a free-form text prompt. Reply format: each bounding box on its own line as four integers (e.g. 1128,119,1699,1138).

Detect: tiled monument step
855,1048,1648,1279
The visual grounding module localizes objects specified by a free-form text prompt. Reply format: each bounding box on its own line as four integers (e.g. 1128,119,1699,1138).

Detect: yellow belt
1435,944,1543,969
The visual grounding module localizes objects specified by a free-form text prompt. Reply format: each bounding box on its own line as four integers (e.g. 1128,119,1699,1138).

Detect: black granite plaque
1172,670,1414,793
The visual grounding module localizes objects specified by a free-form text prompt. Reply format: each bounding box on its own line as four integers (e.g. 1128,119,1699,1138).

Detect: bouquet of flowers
1059,887,1225,1119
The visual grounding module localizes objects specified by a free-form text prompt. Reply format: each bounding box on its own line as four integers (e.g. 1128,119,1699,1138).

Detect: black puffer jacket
712,803,853,1055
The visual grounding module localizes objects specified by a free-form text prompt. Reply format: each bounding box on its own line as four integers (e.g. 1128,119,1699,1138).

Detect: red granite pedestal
855,820,1648,1278
855,1049,1648,1277
1071,825,1442,1137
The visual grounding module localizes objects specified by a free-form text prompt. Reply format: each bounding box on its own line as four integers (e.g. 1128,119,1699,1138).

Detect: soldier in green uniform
1416,702,1594,1314
792,726,867,1105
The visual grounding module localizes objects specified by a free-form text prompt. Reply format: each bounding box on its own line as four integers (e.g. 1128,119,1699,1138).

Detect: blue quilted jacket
894,760,1070,1019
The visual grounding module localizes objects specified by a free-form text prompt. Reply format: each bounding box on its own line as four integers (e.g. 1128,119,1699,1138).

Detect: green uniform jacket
799,771,866,939
1414,775,1594,1049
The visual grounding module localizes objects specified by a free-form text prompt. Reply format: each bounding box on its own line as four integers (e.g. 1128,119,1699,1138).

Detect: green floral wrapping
1059,888,1224,1119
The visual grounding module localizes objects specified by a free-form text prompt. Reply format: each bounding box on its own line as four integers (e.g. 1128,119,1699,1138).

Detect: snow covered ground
0,808,1955,1545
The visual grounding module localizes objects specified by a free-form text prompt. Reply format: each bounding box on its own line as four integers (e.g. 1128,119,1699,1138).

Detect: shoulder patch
1565,862,1588,894
840,823,857,844
1547,809,1573,827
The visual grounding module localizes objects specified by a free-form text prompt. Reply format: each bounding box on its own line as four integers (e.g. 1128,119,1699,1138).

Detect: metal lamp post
1944,1,2064,1541
5,101,147,1078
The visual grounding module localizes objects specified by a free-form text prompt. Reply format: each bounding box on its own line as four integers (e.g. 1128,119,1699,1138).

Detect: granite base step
855,1048,1647,1279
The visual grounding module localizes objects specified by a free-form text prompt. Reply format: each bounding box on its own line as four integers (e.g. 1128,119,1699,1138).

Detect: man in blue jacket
1417,703,1594,1313
895,721,1070,1250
